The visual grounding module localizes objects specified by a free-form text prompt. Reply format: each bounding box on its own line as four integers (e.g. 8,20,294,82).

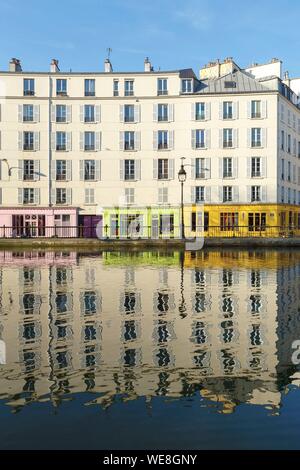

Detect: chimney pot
104,58,113,73
144,57,152,72
9,58,22,72
50,59,60,73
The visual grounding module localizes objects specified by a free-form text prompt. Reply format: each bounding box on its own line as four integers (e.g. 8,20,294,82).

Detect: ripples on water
0,248,300,449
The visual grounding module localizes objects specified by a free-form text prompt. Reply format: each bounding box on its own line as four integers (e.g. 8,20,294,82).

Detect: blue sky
1,0,300,76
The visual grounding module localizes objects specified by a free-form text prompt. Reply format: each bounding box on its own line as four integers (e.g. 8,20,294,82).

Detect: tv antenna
107,47,112,60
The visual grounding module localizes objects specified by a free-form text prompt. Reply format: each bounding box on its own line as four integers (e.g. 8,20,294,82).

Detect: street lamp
178,157,187,239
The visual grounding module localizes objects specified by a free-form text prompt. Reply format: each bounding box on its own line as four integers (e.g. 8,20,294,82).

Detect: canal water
0,248,300,450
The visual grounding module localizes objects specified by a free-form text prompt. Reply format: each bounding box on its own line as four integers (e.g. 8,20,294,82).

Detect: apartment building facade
0,56,300,237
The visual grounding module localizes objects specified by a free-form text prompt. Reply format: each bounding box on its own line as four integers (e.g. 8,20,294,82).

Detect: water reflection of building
0,249,300,413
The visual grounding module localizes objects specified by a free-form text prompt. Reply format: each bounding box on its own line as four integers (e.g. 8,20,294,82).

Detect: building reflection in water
0,249,300,414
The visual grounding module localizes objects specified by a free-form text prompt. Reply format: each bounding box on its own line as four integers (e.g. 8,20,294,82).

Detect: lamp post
178,157,187,239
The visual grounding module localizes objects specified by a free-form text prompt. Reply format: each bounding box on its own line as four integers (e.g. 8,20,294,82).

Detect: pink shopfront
0,207,78,238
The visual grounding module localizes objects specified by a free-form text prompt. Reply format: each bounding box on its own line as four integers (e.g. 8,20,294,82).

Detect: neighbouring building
0,56,300,237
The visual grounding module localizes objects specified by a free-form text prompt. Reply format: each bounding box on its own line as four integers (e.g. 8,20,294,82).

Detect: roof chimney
144,57,152,72
50,59,60,73
284,71,290,80
9,58,22,72
104,58,113,73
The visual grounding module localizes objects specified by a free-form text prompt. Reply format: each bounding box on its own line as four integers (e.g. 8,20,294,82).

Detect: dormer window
181,79,193,93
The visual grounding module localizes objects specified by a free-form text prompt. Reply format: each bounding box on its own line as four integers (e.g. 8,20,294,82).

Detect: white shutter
119,105,124,123
34,160,40,180
219,129,223,148
205,158,211,178
233,186,239,202
95,132,101,151
219,158,223,178
169,104,174,122
95,105,101,123
247,157,251,178
34,132,40,151
247,129,251,148
135,131,141,151
135,160,141,180
205,129,211,149
51,188,56,205
18,160,23,180
119,131,124,151
247,101,251,119
51,132,56,151
80,106,84,123
233,102,239,119
95,160,101,180
66,105,72,123
153,104,158,122
169,159,175,179
205,187,211,202
33,105,40,122
261,186,267,202
66,132,72,151
219,102,223,119
219,186,223,203
262,101,267,119
18,131,23,151
66,160,72,180
191,158,195,179
51,105,56,122
233,157,238,178
51,161,56,180
191,130,196,149
119,160,124,180
34,188,40,205
134,105,140,123
153,159,158,179
18,188,23,204
262,128,267,147
191,186,196,203
66,188,72,205
168,131,174,150
153,131,158,150
206,102,211,120
18,105,23,123
191,103,196,120
261,157,267,177
79,161,84,181
80,132,84,151
247,186,251,202
233,129,238,148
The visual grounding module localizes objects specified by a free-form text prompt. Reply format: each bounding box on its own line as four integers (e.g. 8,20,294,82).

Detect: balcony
84,117,95,123
223,172,233,178
223,141,233,148
84,145,95,152
56,91,67,97
158,143,168,150
23,174,34,181
251,112,261,119
56,145,67,151
24,90,34,96
195,114,205,121
251,171,262,178
251,141,261,148
23,116,34,122
56,117,67,123
195,172,206,179
23,144,34,151
56,174,67,181
157,90,168,96
85,91,95,97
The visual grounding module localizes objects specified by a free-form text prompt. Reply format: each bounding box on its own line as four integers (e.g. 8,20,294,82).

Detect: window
223,101,233,119
281,130,285,150
84,105,95,123
56,188,67,204
288,134,291,153
298,142,300,158
56,160,67,181
125,188,135,204
56,105,67,123
56,132,66,151
84,79,95,96
113,80,119,96
251,100,261,119
157,78,168,95
195,186,204,202
23,105,33,122
23,160,34,181
124,80,134,96
223,128,233,148
158,131,169,149
251,128,262,147
124,159,135,180
248,213,266,232
24,79,35,96
56,79,67,96
195,158,206,179
220,212,239,231
124,104,135,123
23,188,35,204
223,158,233,178
158,187,168,204
85,188,95,204
84,132,95,151
124,131,135,150
251,186,261,202
223,186,233,202
158,159,169,179
251,157,261,177
288,161,291,181
195,130,205,149
158,104,168,122
195,102,205,120
84,160,96,180
23,132,34,151
281,159,285,180
181,79,192,93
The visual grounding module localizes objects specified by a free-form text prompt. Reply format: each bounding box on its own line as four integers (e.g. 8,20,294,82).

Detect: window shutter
153,131,158,150
169,159,175,179
191,103,196,120
197,211,203,229
261,186,267,202
119,132,124,151
135,131,141,151
233,129,238,148
206,102,211,120
219,102,223,119
191,186,196,203
205,187,211,202
80,132,84,151
95,105,101,123
191,158,195,179
0,188,2,205
95,160,101,180
18,160,23,180
34,105,40,122
66,188,72,205
51,105,56,122
66,132,72,151
119,105,124,123
191,130,196,149
247,157,251,178
262,101,267,119
51,161,56,180
18,131,23,151
135,160,141,180
51,188,56,205
134,105,140,123
79,161,84,181
262,128,267,147
153,104,158,122
34,188,40,205
80,106,84,123
205,158,211,178
262,157,267,177
169,104,174,122
34,132,40,151
233,102,239,119
205,129,211,149
95,132,101,151
233,157,238,178
233,186,239,202
219,129,223,148
153,159,158,179
51,132,56,151
18,188,23,204
247,101,251,119
218,186,223,203
247,186,251,202
66,160,72,180
169,131,174,150
119,160,124,180
66,105,72,123
247,129,251,148
219,158,223,178
34,160,40,180
18,105,23,123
